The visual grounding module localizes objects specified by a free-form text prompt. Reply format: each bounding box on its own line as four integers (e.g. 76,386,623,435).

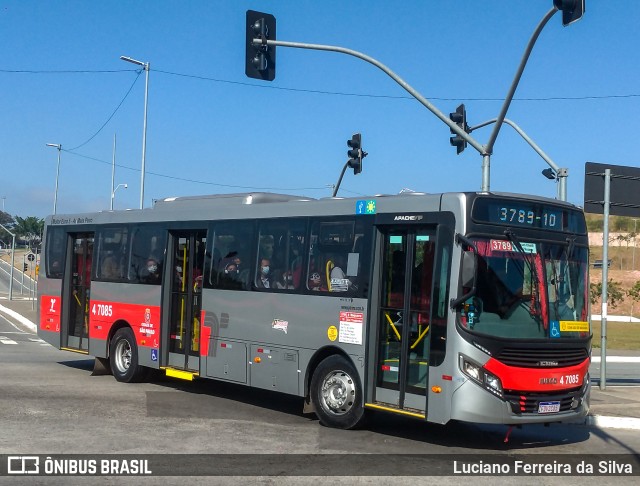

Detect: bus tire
310,355,364,429
109,328,146,383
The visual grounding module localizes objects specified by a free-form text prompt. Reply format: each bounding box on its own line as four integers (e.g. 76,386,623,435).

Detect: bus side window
45,226,66,279
206,221,254,291
96,227,128,282
129,226,166,285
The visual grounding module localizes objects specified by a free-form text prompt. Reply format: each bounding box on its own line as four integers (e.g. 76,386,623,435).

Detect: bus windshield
458,236,589,340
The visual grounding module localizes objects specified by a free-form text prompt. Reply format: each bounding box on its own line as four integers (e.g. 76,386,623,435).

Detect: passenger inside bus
274,269,296,289
259,235,275,260
255,258,272,289
100,249,121,279
328,254,355,292
141,257,161,284
308,271,327,291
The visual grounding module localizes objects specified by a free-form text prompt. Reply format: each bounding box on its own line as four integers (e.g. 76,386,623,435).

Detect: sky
1,0,639,219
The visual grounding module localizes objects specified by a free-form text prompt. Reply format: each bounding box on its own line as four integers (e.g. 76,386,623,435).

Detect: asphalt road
1,311,640,485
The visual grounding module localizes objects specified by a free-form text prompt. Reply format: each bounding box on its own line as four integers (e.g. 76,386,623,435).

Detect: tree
590,280,625,309
613,216,632,232
628,281,640,304
0,211,15,246
13,216,44,248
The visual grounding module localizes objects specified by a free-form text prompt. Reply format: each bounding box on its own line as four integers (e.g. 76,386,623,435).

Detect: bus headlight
460,355,503,397
484,373,502,394
462,359,481,381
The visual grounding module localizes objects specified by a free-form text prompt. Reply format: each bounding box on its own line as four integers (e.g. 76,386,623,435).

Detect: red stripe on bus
200,310,210,356
484,357,590,392
89,300,160,349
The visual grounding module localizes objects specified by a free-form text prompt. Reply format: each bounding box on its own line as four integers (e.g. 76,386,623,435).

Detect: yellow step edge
60,347,89,355
364,403,425,419
163,368,198,381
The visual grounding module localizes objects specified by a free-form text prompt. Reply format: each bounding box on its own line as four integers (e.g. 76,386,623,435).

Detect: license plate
538,401,561,414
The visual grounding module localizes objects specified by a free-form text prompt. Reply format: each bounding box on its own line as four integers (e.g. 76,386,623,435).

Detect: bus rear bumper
450,379,590,425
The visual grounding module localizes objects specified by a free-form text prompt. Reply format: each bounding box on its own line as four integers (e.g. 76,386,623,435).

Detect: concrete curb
0,303,37,332
586,415,640,430
591,356,640,363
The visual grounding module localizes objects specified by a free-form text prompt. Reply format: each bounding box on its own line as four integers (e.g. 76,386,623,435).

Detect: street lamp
46,143,62,214
120,55,150,210
110,183,128,211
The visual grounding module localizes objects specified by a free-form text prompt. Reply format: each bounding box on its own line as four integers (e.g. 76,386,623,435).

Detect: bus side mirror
460,250,476,289
450,236,478,309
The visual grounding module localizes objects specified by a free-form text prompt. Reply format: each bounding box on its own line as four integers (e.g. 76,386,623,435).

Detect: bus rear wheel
311,355,364,429
109,327,147,383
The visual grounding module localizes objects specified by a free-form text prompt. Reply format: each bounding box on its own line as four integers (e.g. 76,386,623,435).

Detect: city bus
37,191,591,430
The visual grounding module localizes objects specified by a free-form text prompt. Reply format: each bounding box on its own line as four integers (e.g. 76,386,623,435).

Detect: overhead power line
62,149,330,192
0,68,135,74
155,68,640,102
66,70,143,151
3,66,639,102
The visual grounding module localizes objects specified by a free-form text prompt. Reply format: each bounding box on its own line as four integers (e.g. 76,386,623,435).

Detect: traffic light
449,104,469,155
23,263,28,272
553,0,585,27
347,133,367,175
245,10,276,81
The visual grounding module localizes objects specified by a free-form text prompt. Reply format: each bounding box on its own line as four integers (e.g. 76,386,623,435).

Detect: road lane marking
0,336,18,345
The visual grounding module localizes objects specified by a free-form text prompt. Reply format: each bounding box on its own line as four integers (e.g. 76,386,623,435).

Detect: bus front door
373,228,436,414
167,231,206,372
62,233,94,352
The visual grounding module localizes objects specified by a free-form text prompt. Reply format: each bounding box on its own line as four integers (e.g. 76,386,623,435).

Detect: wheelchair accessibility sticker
550,321,561,338
151,349,158,361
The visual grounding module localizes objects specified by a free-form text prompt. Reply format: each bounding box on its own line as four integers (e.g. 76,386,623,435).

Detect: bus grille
496,348,588,368
504,388,582,414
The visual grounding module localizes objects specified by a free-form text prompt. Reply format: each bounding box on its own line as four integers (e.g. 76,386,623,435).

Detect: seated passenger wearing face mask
142,257,162,284
256,258,272,289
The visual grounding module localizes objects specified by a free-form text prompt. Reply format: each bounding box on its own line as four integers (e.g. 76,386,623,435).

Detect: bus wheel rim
115,339,132,371
320,369,355,416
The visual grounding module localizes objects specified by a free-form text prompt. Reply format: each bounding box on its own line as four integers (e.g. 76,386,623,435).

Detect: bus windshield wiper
504,229,536,280
504,229,542,321
566,235,576,260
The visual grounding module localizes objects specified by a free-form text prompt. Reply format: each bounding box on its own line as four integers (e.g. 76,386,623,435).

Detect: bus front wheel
311,355,364,429
109,327,146,383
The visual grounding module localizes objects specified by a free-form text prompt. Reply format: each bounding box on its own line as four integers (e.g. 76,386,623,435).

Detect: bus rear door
61,232,94,352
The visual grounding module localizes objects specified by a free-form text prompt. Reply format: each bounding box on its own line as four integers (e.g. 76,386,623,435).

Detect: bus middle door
167,231,206,372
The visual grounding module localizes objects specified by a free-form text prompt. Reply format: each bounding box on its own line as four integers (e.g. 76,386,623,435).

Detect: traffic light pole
253,38,485,156
485,7,557,159
253,2,579,193
470,117,568,201
332,162,350,197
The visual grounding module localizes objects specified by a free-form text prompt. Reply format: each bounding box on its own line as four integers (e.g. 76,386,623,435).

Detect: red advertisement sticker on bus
89,300,160,348
40,295,61,332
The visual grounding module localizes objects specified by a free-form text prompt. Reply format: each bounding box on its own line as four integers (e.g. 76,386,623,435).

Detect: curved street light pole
110,183,128,211
120,56,150,209
46,143,62,214
469,117,568,201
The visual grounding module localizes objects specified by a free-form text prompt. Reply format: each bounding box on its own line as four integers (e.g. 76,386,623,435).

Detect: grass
590,321,640,350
